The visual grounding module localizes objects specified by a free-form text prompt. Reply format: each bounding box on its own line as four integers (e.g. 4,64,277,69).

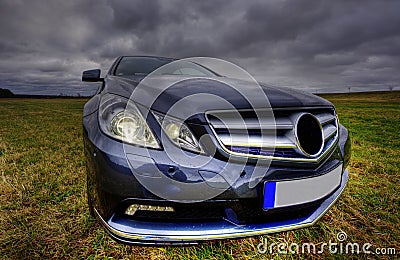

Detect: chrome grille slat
218,134,296,148
323,124,337,141
208,117,293,130
315,113,336,125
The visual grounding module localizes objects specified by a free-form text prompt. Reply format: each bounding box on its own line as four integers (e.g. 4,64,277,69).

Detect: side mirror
82,69,103,82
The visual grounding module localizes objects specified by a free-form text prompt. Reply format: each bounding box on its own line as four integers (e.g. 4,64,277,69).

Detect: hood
104,75,333,122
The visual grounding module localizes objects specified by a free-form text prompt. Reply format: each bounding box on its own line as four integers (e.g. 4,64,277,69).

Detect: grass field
0,92,399,259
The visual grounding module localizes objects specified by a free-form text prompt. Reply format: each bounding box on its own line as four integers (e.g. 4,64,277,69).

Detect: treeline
0,88,15,97
0,88,91,98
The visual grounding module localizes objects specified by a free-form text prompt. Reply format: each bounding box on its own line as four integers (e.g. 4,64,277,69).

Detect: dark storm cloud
0,0,399,95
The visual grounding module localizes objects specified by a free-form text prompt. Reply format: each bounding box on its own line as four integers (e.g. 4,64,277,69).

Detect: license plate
263,164,342,210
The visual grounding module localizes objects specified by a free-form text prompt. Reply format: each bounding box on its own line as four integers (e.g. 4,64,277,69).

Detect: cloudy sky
1,0,399,96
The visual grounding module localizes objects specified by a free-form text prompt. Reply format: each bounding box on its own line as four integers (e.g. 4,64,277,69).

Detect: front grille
123,200,320,224
228,199,322,224
206,107,338,162
128,205,226,222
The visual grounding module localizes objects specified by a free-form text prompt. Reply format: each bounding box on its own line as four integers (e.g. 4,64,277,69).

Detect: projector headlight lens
99,94,159,148
154,113,203,153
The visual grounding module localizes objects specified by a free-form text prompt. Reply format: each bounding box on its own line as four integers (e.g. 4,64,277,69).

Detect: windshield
114,57,218,77
154,61,218,77
115,57,173,76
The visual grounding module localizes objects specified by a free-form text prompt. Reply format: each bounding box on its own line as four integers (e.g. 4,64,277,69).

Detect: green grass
0,93,399,259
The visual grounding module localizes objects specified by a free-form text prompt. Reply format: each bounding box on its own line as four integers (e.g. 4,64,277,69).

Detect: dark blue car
82,56,351,245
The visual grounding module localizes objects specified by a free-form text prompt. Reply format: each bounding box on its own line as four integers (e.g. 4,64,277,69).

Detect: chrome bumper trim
94,169,349,245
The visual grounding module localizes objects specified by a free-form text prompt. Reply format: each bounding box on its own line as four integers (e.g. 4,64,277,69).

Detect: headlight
99,94,159,148
154,113,203,153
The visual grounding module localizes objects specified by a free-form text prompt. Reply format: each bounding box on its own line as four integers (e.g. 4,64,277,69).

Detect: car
82,56,351,245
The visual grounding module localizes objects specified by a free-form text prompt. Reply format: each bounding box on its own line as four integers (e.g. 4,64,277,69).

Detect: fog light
125,204,174,216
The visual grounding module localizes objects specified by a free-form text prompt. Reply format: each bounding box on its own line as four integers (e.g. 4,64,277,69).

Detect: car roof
119,55,177,61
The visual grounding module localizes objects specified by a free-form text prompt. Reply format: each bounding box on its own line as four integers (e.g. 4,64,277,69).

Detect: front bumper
94,169,348,245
